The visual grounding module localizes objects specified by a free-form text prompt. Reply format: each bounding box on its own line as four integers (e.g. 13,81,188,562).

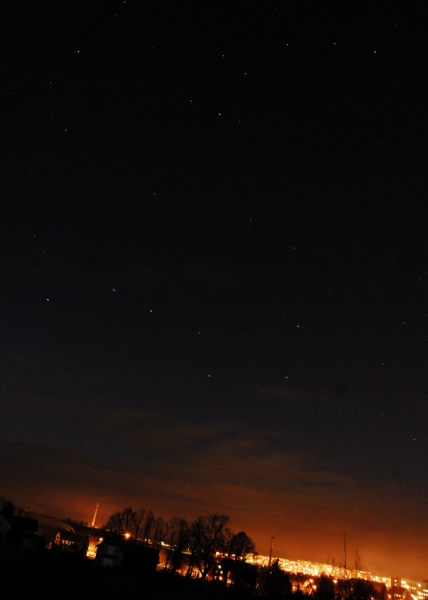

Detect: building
53,529,89,556
95,540,124,567
95,537,159,572
391,578,428,600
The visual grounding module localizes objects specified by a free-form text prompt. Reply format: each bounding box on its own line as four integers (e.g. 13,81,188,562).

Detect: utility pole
268,536,275,569
343,531,352,599
343,532,347,570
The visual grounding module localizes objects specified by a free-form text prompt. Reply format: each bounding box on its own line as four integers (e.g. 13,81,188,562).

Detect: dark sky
1,0,427,579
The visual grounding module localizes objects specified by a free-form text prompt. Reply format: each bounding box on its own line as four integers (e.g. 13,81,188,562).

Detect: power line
1,0,126,120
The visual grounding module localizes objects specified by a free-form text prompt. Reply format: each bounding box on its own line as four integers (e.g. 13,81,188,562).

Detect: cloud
93,408,386,527
2,408,428,579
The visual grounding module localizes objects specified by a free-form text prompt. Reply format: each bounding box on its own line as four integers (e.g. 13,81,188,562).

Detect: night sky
1,1,427,579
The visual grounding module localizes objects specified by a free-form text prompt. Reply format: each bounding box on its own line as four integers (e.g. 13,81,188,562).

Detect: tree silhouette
259,559,292,599
163,517,190,575
313,575,336,600
224,530,257,588
132,507,146,541
141,509,156,544
104,506,151,543
0,500,15,520
151,516,166,549
105,506,135,536
337,578,382,600
191,513,230,580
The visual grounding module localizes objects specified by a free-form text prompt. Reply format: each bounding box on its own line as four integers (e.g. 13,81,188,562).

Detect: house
9,530,44,551
8,515,38,533
64,522,108,558
0,515,11,539
2,514,44,551
122,543,159,573
54,529,89,556
94,540,124,567
95,537,159,572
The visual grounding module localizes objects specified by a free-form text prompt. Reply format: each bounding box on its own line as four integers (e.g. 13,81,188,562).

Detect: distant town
1,497,426,599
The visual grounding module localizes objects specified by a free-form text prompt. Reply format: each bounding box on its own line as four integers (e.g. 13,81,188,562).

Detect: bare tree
259,559,292,599
141,509,155,545
105,509,128,535
185,519,200,578
133,507,146,541
192,513,230,580
104,506,146,540
164,517,190,575
151,516,166,549
227,530,256,560
225,531,256,587
121,506,137,536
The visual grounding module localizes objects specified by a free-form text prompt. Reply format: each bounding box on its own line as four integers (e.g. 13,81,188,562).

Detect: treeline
104,508,255,585
0,496,386,600
103,506,386,600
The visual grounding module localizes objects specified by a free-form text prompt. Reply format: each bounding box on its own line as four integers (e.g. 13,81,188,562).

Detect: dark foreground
0,546,255,600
